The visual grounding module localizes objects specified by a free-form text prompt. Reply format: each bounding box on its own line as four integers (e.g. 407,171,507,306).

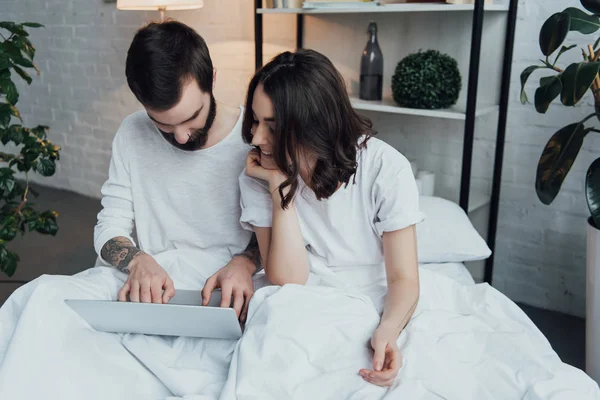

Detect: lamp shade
116,0,204,11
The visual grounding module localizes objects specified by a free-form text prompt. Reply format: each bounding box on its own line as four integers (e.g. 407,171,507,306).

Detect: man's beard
160,94,217,151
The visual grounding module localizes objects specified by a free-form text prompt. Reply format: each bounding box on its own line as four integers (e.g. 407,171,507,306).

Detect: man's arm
100,236,146,273
234,232,262,274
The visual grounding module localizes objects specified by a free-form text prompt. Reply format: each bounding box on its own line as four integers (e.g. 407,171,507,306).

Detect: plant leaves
36,158,56,177
0,22,28,37
561,61,600,105
21,22,43,28
0,103,11,127
0,245,18,277
13,36,35,60
582,0,600,15
521,65,543,104
1,79,18,105
536,122,587,205
31,125,48,139
9,104,21,121
36,210,58,236
0,55,9,71
564,7,600,34
554,44,578,65
0,171,15,196
535,76,563,113
11,65,31,85
8,125,24,144
11,57,34,69
540,12,571,57
586,157,600,228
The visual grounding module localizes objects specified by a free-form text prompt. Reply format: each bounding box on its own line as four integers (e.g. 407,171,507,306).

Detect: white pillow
417,196,491,263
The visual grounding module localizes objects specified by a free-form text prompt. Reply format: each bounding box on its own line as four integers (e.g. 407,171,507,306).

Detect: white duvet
0,261,598,400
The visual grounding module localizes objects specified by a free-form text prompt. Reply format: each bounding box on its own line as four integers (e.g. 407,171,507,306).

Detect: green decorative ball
391,50,462,109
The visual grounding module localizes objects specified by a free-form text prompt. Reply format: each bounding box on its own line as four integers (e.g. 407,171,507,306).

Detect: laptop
64,289,243,340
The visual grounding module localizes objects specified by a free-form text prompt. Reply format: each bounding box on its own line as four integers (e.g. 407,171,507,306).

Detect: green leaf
540,12,571,57
0,69,9,80
9,104,21,121
0,221,18,241
36,211,58,236
0,172,15,195
582,0,600,15
0,103,11,127
8,125,24,144
535,76,563,113
0,55,9,71
561,61,600,105
36,158,56,177
586,157,600,228
595,36,600,51
0,22,27,37
1,79,19,105
554,44,578,65
11,57,34,69
31,125,48,139
564,7,600,34
21,22,44,28
536,122,587,205
521,65,543,104
11,65,31,85
0,246,18,277
13,36,35,60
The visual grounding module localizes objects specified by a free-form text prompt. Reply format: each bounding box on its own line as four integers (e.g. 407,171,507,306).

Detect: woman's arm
253,186,310,286
360,224,419,387
379,224,420,335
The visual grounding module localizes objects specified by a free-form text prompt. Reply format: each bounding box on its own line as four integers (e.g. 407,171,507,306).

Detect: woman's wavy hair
242,49,377,208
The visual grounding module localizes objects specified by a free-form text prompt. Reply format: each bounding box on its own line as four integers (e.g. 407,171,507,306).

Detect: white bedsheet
420,261,475,285
0,264,598,400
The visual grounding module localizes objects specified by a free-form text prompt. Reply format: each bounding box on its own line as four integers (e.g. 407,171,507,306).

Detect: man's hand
117,253,175,304
202,256,255,322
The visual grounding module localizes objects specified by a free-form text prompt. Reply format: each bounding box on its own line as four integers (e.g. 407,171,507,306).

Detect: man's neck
202,101,239,150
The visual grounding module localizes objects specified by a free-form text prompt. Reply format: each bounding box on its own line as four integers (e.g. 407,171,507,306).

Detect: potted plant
521,0,600,382
0,21,61,278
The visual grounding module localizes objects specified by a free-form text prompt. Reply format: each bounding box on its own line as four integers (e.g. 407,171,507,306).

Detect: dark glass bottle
359,22,383,101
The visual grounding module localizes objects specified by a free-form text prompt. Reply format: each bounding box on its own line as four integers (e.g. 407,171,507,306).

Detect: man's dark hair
242,49,377,209
125,20,213,111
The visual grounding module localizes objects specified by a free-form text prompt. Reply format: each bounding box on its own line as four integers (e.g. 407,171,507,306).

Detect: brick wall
1,0,592,317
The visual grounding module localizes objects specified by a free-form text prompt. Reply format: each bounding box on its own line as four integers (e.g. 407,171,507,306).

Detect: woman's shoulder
357,137,412,179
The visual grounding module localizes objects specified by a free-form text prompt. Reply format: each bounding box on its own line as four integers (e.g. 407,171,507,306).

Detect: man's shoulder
119,110,153,135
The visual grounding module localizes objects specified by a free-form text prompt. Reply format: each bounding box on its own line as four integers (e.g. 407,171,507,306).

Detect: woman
238,49,424,388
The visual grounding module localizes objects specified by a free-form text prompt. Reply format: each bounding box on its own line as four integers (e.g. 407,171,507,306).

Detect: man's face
146,78,217,151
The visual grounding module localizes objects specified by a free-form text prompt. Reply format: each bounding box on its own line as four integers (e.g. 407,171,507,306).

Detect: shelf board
257,3,509,14
350,97,498,120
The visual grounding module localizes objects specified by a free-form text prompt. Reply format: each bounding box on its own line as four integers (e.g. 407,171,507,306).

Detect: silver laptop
65,289,242,340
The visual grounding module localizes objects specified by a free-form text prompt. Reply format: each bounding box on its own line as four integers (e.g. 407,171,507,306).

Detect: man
96,19,260,319
0,21,259,399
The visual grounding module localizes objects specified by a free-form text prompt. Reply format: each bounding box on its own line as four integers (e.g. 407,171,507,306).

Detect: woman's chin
260,157,278,170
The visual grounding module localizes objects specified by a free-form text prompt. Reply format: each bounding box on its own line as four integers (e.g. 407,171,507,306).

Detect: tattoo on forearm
239,233,262,273
100,236,145,273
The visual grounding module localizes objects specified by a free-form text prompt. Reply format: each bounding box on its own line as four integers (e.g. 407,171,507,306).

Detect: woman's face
250,84,278,170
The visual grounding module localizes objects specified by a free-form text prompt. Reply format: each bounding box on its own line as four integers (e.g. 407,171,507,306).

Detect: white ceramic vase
587,217,600,383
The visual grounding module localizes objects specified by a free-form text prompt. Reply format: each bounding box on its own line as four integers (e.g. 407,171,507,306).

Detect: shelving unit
349,97,499,120
257,3,509,13
253,0,519,285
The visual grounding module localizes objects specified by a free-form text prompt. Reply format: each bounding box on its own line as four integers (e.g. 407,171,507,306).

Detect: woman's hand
245,149,287,192
359,324,402,387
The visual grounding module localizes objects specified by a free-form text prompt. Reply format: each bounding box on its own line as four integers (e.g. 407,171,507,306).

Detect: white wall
1,0,593,317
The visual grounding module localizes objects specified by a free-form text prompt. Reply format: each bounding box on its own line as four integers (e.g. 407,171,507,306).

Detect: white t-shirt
94,107,253,284
239,137,425,290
